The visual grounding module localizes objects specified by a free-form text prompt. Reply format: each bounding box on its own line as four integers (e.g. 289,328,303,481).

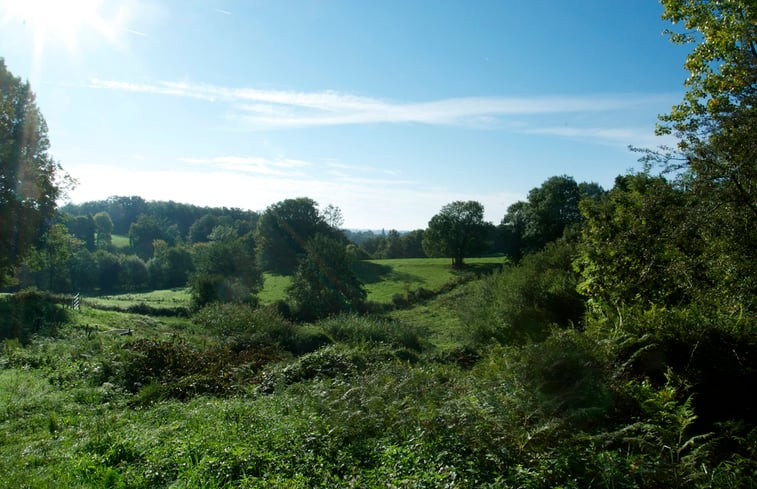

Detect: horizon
1,0,685,229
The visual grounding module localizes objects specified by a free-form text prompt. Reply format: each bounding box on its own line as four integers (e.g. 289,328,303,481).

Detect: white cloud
179,156,310,176
88,78,672,132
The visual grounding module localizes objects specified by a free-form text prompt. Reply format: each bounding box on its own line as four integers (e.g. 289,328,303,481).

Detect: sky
0,0,688,230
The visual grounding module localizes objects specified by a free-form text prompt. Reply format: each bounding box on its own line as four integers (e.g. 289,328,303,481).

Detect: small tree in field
423,201,488,269
287,233,366,321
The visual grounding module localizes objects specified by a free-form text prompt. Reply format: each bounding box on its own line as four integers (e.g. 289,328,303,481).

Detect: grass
356,256,506,303
111,234,130,249
83,288,192,309
257,257,506,305
258,273,292,304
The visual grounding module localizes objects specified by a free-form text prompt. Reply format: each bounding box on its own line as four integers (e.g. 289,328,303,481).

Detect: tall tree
0,59,70,285
93,211,113,249
422,201,488,269
128,214,167,260
255,198,334,274
286,233,366,321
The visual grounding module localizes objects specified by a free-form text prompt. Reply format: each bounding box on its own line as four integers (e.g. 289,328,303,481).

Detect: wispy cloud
214,8,232,15
88,78,671,133
179,156,310,177
124,28,148,37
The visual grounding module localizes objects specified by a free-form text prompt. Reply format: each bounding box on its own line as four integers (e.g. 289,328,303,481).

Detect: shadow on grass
452,261,504,277
353,261,423,285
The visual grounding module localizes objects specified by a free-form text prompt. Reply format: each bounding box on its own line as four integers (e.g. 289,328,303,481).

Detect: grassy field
254,256,505,305
110,234,130,249
84,288,192,310
356,256,505,303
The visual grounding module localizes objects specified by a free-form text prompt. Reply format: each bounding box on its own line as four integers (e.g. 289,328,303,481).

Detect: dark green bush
0,288,68,343
460,239,584,346
319,314,425,351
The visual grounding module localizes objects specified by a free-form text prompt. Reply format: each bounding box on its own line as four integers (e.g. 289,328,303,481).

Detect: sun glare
1,0,113,54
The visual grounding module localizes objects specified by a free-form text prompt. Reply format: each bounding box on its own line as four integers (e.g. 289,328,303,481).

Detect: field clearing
258,273,292,304
356,256,506,303
110,234,130,249
83,288,191,309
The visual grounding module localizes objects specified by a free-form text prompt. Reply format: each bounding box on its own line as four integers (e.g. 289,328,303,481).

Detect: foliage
501,176,603,259
148,240,194,289
0,288,68,343
255,197,336,275
193,302,328,353
0,59,70,286
286,233,366,321
422,200,488,268
576,172,702,311
93,211,113,248
461,239,584,346
190,229,261,308
128,214,168,260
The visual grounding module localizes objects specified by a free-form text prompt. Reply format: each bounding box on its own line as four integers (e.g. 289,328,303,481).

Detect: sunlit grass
83,288,191,309
110,234,130,249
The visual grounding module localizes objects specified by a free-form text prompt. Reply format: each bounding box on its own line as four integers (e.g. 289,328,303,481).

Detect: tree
128,214,167,260
66,214,96,251
422,201,488,268
255,198,335,274
190,228,261,307
576,173,700,311
93,211,113,248
286,233,366,321
0,59,70,285
501,176,604,258
188,213,219,243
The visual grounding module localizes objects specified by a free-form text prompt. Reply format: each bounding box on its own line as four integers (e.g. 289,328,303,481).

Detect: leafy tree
400,229,426,258
119,254,149,291
422,201,488,268
322,204,344,229
93,211,113,248
576,173,701,311
104,196,147,235
94,250,122,292
188,213,219,243
21,223,82,292
255,198,335,274
128,214,167,260
653,0,757,310
68,248,98,292
0,59,70,285
501,176,604,258
148,240,194,289
286,233,366,321
190,228,261,307
66,214,96,251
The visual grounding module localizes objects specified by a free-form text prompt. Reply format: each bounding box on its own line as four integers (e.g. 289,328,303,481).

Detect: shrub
460,239,584,346
319,314,425,351
0,288,68,343
193,302,329,354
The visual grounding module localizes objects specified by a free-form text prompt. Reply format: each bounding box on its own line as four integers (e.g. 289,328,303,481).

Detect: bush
319,314,425,351
0,288,68,343
460,239,584,346
192,302,329,354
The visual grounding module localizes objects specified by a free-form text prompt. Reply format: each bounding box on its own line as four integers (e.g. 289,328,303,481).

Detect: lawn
355,256,506,303
110,234,130,249
83,288,192,309
256,256,505,305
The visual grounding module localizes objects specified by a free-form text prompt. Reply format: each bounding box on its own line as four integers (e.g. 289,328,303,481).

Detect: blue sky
1,0,687,230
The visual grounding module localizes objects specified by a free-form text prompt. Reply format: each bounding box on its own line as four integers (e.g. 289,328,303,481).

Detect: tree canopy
255,198,337,275
422,201,488,268
0,59,69,285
